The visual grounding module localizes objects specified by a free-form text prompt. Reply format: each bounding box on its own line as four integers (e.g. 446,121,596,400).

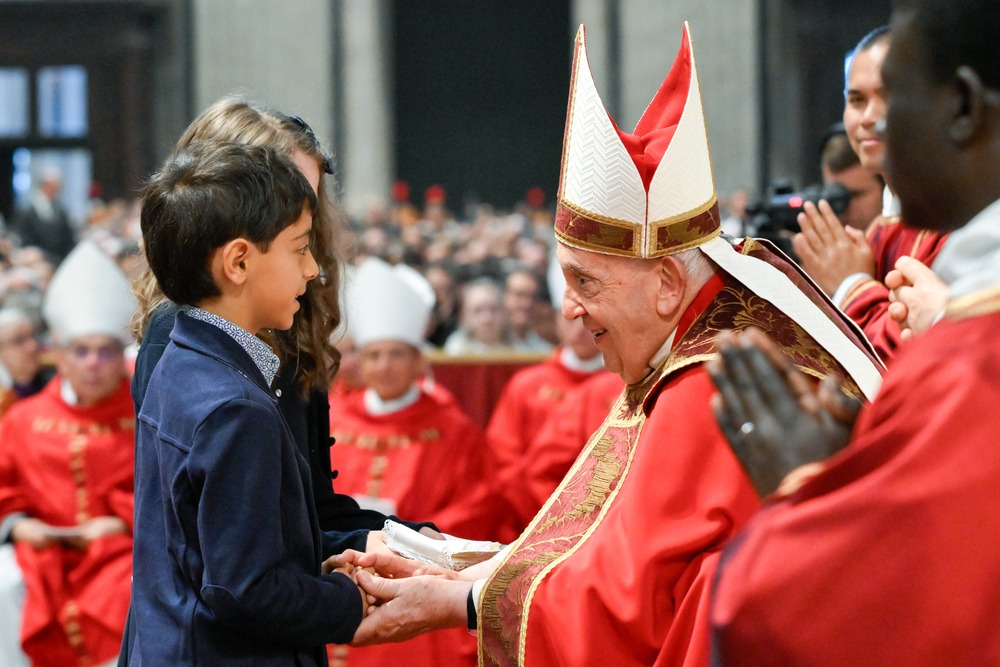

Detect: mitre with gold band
555,22,719,258
554,23,884,400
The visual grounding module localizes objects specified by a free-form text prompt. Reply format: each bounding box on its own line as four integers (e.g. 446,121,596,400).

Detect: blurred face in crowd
56,334,126,407
558,243,670,384
557,314,601,361
844,38,891,176
359,340,422,401
504,271,540,332
39,174,61,200
0,318,42,385
462,283,506,345
822,162,884,230
333,334,363,390
425,266,457,318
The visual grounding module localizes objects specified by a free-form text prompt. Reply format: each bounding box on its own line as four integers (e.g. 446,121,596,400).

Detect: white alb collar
364,384,421,416
932,197,1000,300
882,186,901,218
559,347,605,373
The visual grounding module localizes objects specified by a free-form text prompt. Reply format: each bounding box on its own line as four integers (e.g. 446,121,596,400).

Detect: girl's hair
132,95,344,395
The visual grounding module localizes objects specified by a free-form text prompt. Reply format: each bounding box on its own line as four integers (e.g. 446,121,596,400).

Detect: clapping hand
793,200,874,296
706,328,861,497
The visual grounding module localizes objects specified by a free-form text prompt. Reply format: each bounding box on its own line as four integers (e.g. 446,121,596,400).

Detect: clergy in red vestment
710,2,1000,661
340,24,885,667
486,284,606,540
329,257,494,667
0,242,135,667
792,26,947,362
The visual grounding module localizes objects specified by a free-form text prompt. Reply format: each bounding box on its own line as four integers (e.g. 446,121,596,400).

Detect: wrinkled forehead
556,240,643,277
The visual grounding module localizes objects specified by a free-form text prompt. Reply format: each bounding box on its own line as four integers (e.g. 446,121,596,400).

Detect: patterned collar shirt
185,307,280,386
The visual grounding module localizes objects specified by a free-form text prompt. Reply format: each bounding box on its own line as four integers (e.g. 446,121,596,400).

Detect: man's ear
654,256,686,318
219,238,252,286
950,65,991,144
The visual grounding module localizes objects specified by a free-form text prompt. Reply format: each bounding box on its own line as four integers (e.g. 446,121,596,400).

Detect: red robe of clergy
485,350,607,541
518,370,623,524
479,260,877,667
711,287,1000,665
842,216,947,361
0,377,134,667
328,386,496,667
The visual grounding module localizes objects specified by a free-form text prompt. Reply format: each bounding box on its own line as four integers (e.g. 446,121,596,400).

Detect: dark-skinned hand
706,328,862,497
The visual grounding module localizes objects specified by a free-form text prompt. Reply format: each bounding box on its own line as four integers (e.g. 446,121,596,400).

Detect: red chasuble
328,387,497,667
842,216,948,361
712,287,1000,665
486,352,605,541
0,377,134,667
479,259,876,667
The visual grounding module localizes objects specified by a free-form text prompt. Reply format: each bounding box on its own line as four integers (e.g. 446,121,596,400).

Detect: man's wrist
831,272,873,307
466,588,477,630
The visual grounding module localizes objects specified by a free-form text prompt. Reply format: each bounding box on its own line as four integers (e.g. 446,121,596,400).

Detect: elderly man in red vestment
792,25,948,362
709,0,1000,662
0,242,135,667
335,23,884,667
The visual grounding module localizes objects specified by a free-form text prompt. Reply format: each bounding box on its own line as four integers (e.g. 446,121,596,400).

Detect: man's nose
561,290,584,320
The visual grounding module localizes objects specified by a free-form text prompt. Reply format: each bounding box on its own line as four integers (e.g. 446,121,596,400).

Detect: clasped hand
326,548,471,646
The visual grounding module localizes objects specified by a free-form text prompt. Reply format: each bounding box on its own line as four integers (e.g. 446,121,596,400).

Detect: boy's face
244,210,319,332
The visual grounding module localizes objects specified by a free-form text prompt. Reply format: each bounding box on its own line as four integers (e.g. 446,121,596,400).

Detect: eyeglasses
67,343,124,362
0,331,37,349
286,115,335,176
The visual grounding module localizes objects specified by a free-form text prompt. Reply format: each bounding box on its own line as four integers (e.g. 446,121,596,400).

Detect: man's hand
325,549,447,580
63,516,128,550
793,200,874,296
886,255,948,340
351,572,471,646
10,518,58,549
706,329,861,497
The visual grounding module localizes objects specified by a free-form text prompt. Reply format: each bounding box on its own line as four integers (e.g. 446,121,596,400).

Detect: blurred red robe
518,371,623,522
0,377,134,667
842,216,947,361
712,288,1000,665
485,351,608,540
328,386,496,667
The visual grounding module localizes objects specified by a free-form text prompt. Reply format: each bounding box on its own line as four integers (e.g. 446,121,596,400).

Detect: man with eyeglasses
0,308,55,419
0,241,135,667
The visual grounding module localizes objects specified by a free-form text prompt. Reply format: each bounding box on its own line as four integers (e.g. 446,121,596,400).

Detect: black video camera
743,181,852,259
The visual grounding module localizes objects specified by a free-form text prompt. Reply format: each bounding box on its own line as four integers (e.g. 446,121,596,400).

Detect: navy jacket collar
169,311,273,396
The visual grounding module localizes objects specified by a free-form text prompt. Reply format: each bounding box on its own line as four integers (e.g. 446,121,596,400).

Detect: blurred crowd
0,171,749,358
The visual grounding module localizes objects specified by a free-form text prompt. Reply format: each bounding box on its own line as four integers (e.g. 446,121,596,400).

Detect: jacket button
275,389,282,397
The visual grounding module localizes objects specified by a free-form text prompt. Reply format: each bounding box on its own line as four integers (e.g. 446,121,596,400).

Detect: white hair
675,247,716,290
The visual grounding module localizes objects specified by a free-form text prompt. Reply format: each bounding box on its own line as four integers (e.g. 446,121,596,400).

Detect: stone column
190,0,334,150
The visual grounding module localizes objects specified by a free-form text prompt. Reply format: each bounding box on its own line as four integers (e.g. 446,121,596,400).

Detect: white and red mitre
345,257,435,350
555,23,719,259
43,241,136,345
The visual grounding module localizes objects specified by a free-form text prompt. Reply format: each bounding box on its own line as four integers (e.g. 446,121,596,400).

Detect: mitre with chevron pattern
555,22,721,259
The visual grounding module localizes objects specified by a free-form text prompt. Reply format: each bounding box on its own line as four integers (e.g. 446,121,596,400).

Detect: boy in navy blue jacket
132,141,364,665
